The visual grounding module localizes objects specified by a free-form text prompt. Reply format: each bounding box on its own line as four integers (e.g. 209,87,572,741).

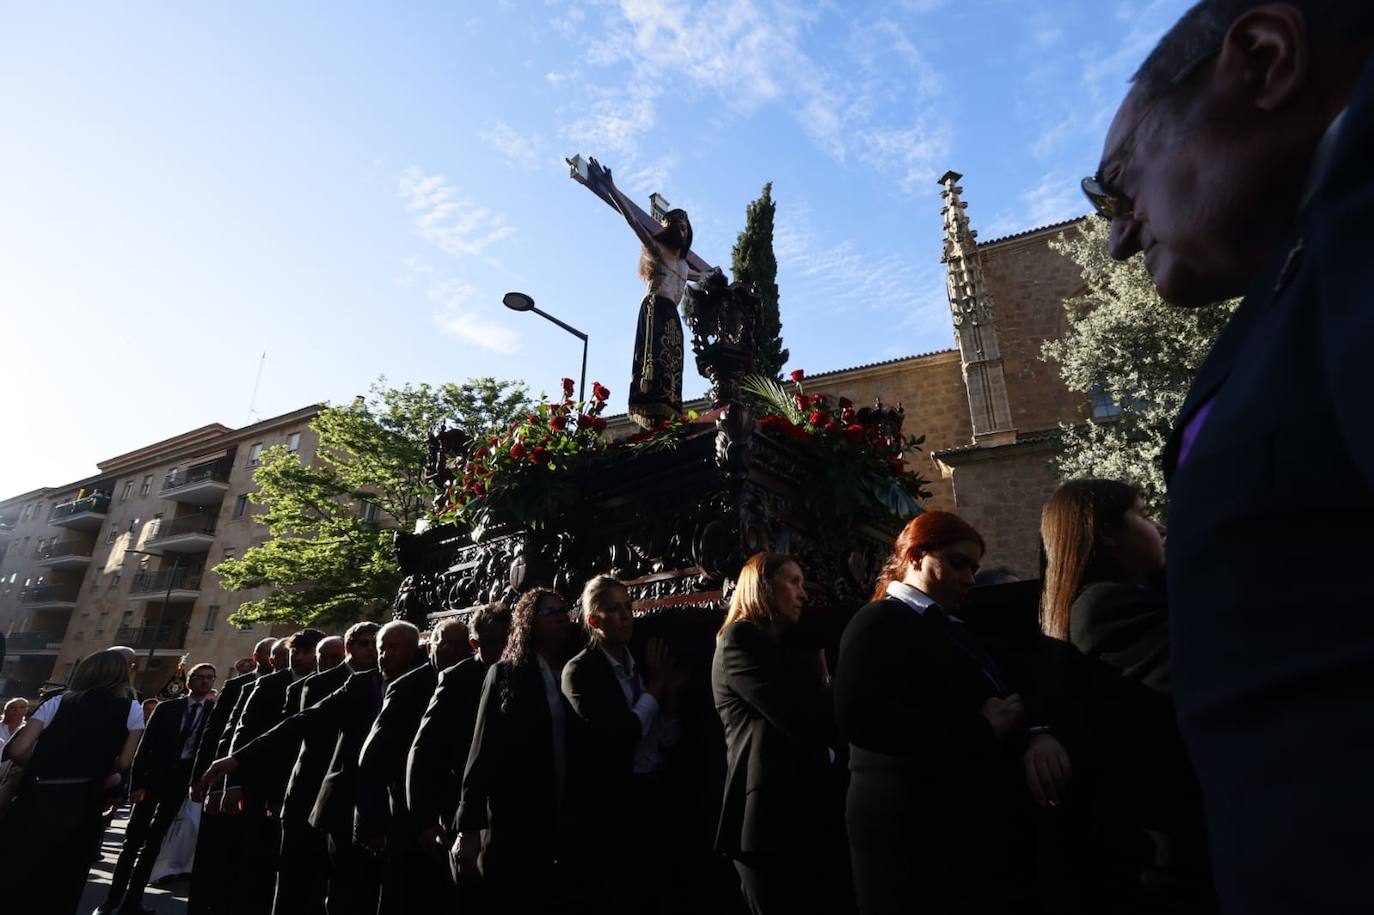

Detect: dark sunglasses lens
1081,177,1119,220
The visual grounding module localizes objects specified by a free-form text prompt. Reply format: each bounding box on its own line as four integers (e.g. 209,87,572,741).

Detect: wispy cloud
396,167,516,260
478,120,542,170
429,279,521,354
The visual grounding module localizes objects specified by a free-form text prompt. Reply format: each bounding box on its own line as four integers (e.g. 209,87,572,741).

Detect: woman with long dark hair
835,511,1036,914
453,587,578,914
1039,479,1212,909
0,648,146,915
712,552,837,915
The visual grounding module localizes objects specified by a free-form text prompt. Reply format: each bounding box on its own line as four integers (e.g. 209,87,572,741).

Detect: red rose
790,369,805,382
794,394,808,412
487,437,499,447
808,410,827,426
509,443,526,459
812,393,827,405
592,382,611,401
473,447,489,459
550,414,568,432
838,397,852,410
561,378,575,397
825,420,842,433
592,416,608,433
530,446,549,465
841,408,856,424
844,424,865,444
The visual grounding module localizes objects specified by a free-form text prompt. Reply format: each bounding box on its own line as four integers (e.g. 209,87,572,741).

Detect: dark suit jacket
561,645,642,843
711,620,831,857
307,670,383,837
192,669,253,783
228,668,300,806
279,662,353,825
1161,57,1374,914
355,661,437,844
457,659,576,879
406,656,489,836
131,696,214,794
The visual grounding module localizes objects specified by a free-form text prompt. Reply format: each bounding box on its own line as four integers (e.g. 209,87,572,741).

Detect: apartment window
222,547,237,563
360,501,381,523
232,494,249,519
120,611,134,628
204,605,219,632
238,617,254,632
248,443,263,466
121,480,134,502
140,474,153,496
22,503,33,520
1090,385,1124,420
128,517,141,535
106,523,119,544
110,572,122,588
286,432,301,453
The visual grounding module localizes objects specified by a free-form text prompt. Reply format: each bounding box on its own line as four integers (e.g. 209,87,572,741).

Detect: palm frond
741,373,803,423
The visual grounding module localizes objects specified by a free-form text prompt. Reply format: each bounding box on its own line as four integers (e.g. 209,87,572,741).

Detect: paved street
79,807,189,915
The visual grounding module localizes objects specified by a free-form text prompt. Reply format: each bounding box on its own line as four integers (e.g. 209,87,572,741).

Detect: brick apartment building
0,406,323,700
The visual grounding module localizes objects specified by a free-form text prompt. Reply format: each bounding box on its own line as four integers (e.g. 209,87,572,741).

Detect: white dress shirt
600,647,682,775
536,654,567,802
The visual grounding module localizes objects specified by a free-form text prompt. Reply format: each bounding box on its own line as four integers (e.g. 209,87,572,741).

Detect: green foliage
1042,220,1237,515
732,182,787,379
216,377,531,627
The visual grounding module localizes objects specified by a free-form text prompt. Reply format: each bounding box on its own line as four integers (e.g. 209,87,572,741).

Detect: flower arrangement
743,369,932,520
436,378,695,536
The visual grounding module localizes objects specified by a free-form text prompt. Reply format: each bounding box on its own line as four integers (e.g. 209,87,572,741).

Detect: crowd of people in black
0,480,1216,915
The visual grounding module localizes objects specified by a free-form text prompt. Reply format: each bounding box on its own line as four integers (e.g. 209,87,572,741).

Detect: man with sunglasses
1089,3,1374,912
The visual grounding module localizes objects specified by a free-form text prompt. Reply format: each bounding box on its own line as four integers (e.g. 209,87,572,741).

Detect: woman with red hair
835,511,1036,913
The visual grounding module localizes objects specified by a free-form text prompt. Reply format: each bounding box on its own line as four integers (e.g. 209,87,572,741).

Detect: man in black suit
188,637,274,915
226,629,324,914
196,623,389,915
271,630,368,915
407,605,511,907
355,621,435,914
97,662,217,914
1091,4,1374,911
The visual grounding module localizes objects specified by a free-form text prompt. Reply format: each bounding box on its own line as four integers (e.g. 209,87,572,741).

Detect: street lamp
124,547,181,692
502,292,589,403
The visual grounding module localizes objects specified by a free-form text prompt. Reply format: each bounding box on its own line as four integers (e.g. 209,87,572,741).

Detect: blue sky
0,0,1191,496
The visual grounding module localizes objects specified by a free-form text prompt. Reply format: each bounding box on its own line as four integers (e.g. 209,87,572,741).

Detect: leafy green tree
732,182,787,378
217,377,531,627
1042,220,1237,514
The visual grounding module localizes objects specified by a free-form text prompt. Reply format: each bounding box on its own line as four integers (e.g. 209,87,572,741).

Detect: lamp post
502,292,589,403
125,547,181,693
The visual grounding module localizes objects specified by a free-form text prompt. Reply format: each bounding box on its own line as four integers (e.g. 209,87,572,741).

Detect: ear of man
1217,5,1309,113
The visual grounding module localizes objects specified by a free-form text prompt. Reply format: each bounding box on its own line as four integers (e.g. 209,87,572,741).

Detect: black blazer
131,696,213,794
1160,56,1374,914
279,662,352,825
406,656,489,835
835,598,1011,805
457,659,576,879
308,669,383,837
561,645,644,845
192,669,253,782
711,620,831,857
355,661,437,844
228,668,299,806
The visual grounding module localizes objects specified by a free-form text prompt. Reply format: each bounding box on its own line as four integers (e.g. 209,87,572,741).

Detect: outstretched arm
589,158,657,250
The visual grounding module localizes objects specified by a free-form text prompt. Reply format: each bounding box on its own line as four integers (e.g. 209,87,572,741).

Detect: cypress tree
731,182,787,378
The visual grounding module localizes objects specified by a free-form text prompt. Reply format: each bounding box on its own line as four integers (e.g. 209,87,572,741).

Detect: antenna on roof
246,351,267,425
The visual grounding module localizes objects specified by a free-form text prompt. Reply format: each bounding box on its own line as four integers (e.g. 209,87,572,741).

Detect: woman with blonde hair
1038,479,1212,909
0,648,145,914
712,552,836,915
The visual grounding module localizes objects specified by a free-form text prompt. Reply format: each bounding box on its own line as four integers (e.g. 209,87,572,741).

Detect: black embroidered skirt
628,293,684,428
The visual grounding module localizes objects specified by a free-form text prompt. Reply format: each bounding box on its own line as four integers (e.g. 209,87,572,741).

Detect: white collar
599,645,637,677
886,580,938,615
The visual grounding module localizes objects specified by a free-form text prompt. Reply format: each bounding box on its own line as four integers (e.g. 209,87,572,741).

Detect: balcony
128,567,203,601
34,540,95,569
0,515,14,537
146,514,218,552
19,583,82,610
49,494,111,530
115,623,189,652
161,460,233,505
3,631,65,654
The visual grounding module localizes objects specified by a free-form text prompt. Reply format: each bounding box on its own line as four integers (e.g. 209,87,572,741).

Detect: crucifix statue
569,154,713,429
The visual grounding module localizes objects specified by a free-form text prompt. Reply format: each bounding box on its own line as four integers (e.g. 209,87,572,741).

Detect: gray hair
1132,0,1374,104
433,617,469,643
378,619,420,647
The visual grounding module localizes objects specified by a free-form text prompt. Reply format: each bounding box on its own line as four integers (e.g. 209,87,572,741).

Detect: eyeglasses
1082,51,1218,221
